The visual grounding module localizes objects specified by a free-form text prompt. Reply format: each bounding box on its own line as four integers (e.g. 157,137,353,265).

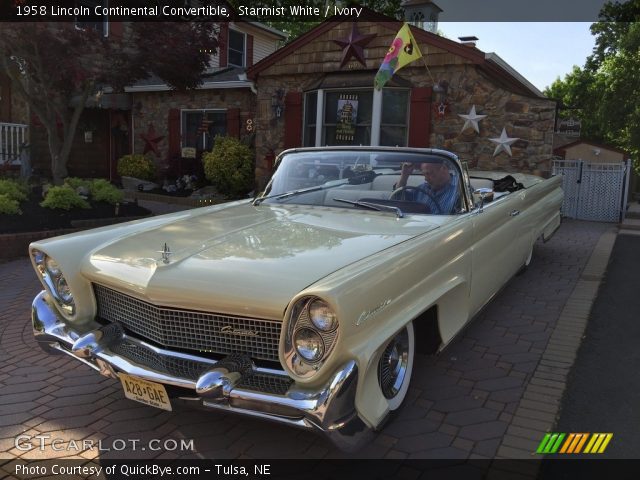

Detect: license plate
120,373,172,411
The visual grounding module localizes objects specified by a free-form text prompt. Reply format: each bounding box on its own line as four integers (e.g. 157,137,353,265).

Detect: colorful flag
374,23,423,90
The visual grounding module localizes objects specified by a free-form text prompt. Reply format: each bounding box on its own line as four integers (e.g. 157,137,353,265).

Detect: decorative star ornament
140,124,164,157
459,105,487,134
333,23,376,68
489,128,519,157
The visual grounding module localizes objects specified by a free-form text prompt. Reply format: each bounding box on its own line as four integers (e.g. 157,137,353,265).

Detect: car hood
83,203,439,320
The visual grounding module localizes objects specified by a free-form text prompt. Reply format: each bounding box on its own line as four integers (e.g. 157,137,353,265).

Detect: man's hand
397,162,414,188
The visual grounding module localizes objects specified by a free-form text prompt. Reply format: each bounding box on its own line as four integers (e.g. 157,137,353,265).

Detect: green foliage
40,186,90,210
202,136,255,197
117,154,156,181
90,179,124,205
0,178,28,202
64,177,91,191
543,1,640,172
0,193,21,215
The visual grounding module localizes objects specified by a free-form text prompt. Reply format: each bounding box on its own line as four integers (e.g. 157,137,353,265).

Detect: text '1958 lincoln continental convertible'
30,147,563,450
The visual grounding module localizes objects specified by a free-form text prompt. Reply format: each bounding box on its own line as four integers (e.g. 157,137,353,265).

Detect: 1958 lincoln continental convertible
30,147,563,450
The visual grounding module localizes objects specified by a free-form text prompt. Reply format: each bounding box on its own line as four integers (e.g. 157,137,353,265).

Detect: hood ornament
158,243,172,264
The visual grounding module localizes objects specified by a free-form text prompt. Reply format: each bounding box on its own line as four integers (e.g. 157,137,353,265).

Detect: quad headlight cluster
31,249,75,316
286,297,339,376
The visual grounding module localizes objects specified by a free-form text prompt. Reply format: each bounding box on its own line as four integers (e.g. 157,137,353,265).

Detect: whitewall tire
377,322,415,411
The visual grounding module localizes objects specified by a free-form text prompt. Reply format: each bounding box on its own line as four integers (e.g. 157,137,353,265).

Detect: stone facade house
247,10,556,188
23,21,284,181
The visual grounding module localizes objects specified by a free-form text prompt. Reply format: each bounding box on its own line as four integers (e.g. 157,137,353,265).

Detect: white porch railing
1,122,28,166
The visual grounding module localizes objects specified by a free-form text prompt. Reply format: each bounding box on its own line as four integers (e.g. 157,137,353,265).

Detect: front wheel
377,322,415,411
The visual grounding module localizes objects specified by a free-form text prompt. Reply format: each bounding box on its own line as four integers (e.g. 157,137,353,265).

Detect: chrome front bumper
32,291,372,450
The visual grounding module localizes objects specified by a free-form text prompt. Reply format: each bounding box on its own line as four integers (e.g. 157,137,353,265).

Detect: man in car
395,160,460,214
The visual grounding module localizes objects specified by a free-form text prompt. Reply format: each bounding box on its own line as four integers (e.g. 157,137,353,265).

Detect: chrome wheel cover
378,327,410,400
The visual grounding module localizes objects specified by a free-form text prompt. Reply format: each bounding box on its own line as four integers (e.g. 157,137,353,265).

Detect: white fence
552,159,631,222
0,122,28,165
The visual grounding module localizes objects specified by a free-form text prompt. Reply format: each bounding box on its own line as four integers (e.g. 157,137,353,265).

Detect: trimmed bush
90,179,124,205
202,136,254,198
117,154,156,181
0,179,28,202
41,186,90,210
0,193,21,215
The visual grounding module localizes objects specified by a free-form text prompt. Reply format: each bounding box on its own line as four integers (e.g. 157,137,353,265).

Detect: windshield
257,150,467,215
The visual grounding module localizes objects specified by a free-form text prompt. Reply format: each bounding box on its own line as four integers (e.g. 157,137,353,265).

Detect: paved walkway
0,220,615,467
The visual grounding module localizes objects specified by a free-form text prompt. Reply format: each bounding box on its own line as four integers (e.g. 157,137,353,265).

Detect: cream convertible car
30,147,562,450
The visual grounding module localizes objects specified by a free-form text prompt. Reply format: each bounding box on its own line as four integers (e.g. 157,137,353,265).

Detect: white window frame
303,87,409,147
228,29,246,68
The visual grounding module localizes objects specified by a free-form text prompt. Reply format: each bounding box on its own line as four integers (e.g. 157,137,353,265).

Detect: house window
380,89,409,146
228,30,246,67
181,110,226,152
75,0,108,37
303,88,410,147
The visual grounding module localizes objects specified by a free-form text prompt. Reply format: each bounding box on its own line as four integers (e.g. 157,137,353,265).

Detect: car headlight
45,257,61,276
284,296,340,377
31,249,75,316
293,328,325,362
309,299,338,332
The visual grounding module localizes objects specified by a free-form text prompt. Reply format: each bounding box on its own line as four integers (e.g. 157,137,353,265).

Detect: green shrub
0,193,21,215
40,186,90,210
202,136,254,198
90,179,124,204
64,177,91,192
0,179,28,202
117,154,156,181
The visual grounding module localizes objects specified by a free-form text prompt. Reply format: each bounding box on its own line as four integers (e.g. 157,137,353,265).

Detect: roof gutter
124,81,255,93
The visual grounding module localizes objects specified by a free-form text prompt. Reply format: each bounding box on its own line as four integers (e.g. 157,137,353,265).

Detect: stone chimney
458,36,479,48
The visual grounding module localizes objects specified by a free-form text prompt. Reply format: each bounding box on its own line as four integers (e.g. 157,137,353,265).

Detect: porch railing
0,122,29,173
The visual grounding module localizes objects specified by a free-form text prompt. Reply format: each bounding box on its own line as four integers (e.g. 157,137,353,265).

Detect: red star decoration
139,124,164,157
333,23,376,69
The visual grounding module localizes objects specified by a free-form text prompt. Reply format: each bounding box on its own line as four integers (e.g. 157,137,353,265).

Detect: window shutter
283,92,303,149
168,109,181,160
408,87,432,148
109,22,123,37
219,23,228,68
246,34,254,67
226,108,240,138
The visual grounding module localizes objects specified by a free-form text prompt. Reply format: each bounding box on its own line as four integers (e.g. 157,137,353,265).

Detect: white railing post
0,122,29,167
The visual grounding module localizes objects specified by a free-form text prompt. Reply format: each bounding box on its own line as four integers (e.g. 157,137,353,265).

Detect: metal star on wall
140,124,164,157
333,23,376,68
459,105,487,134
489,127,519,157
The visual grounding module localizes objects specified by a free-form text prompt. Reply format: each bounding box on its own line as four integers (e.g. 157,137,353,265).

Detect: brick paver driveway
0,220,613,461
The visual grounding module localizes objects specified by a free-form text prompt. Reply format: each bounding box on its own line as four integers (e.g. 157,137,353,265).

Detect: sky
438,22,597,92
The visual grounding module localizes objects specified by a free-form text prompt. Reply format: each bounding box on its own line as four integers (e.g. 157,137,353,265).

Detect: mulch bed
1,194,151,234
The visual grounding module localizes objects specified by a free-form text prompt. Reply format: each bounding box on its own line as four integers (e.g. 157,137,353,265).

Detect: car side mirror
474,188,493,213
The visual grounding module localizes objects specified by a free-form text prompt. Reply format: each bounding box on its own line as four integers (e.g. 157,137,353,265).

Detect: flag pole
420,49,436,85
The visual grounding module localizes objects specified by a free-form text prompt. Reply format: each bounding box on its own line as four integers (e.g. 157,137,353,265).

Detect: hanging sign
336,94,358,141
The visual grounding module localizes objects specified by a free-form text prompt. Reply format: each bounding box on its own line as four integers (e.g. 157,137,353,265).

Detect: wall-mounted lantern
271,89,285,119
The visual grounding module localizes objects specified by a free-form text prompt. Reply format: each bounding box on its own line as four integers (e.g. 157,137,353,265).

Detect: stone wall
131,88,255,165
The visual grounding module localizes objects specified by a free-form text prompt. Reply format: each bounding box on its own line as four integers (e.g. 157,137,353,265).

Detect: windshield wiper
253,181,347,206
332,198,404,218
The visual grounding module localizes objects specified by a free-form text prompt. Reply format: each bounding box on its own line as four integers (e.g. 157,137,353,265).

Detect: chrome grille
94,284,282,362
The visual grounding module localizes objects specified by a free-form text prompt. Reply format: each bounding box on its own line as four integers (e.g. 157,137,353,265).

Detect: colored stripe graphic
537,433,613,454
584,433,613,454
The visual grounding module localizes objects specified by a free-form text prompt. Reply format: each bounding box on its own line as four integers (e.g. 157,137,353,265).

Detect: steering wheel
392,184,440,206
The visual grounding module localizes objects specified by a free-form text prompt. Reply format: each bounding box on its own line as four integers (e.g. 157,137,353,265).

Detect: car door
469,192,529,316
